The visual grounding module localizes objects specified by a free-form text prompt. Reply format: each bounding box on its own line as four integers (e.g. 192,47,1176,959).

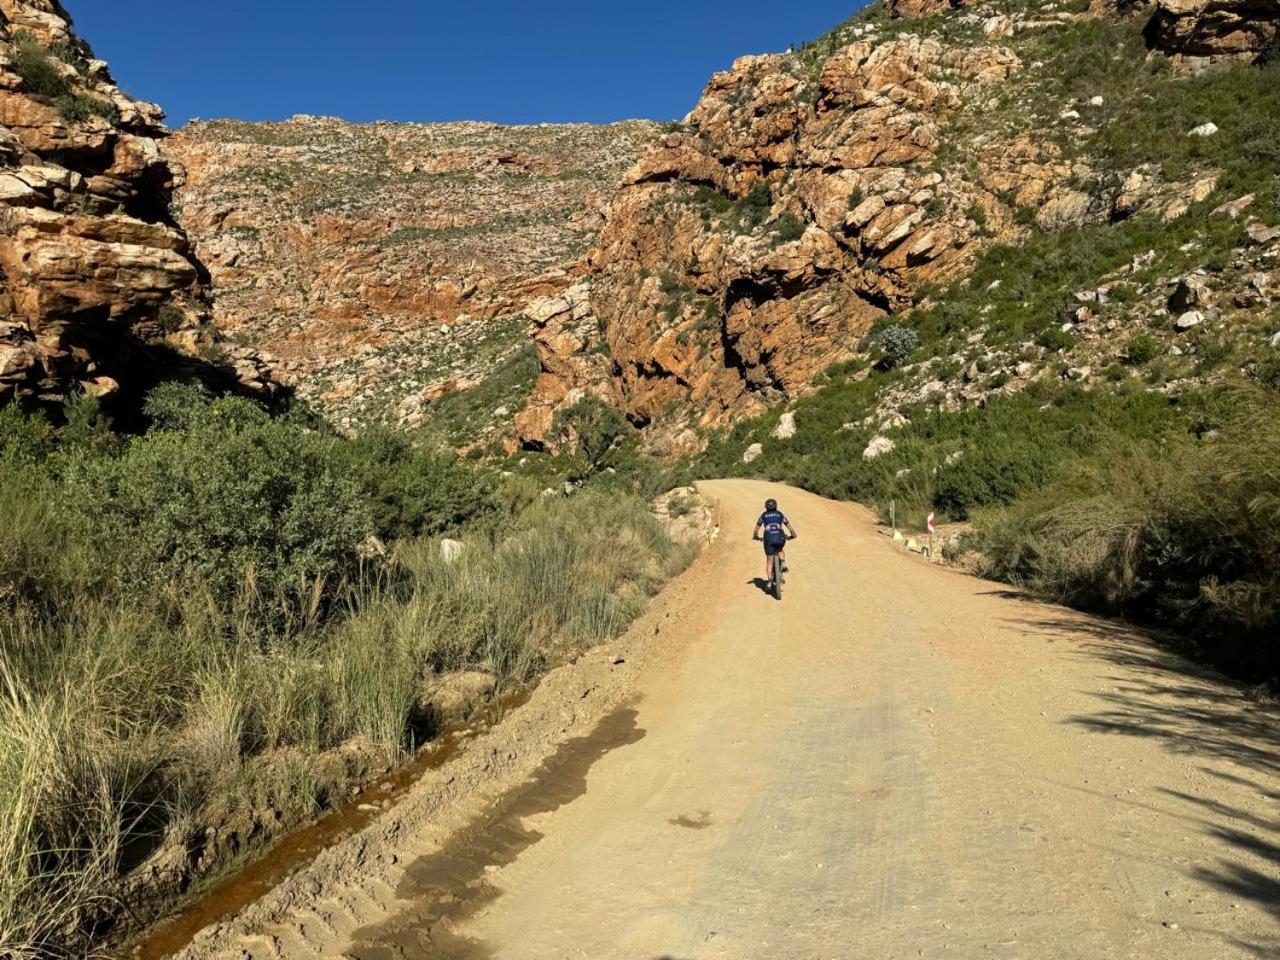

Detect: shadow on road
747,577,774,598
1001,603,1280,956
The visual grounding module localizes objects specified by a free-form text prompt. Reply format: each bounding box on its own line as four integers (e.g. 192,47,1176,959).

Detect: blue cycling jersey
758,510,789,538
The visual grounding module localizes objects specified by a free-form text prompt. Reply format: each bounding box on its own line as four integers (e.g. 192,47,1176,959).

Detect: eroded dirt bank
162,480,1279,960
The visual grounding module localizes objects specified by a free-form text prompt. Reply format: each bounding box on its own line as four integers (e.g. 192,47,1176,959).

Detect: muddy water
344,704,646,960
130,690,531,960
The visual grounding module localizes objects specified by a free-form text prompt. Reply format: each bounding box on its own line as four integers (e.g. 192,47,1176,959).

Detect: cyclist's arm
753,519,763,539
785,520,797,538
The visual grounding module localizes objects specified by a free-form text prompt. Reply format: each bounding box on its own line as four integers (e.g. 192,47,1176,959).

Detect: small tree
552,396,628,479
875,324,920,370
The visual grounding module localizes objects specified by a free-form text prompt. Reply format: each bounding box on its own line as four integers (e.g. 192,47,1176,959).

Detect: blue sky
68,1,867,129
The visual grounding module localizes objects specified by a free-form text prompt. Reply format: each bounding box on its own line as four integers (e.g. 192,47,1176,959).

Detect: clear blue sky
68,1,867,129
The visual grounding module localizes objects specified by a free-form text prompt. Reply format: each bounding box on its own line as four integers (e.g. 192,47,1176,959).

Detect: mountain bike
756,534,795,600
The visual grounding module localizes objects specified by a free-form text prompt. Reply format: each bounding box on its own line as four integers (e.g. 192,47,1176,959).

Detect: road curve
182,480,1280,960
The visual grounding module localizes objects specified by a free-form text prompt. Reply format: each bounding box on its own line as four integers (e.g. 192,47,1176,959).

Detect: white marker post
927,511,936,557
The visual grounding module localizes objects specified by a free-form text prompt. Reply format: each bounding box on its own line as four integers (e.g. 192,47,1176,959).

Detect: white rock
1211,194,1254,219
1270,331,1280,349
1175,311,1204,330
771,411,797,440
743,442,764,464
1188,122,1218,137
863,436,896,460
440,539,466,564
1060,109,1081,120
1089,96,1104,107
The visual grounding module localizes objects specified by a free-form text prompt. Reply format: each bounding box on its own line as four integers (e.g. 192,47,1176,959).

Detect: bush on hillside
67,388,373,611
1125,335,1159,365
339,427,494,540
9,31,71,100
874,324,920,370
552,395,628,480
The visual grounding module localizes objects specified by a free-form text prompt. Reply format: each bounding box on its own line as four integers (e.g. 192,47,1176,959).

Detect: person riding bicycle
753,498,796,584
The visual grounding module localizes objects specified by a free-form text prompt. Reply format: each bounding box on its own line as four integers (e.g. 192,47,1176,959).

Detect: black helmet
765,498,778,511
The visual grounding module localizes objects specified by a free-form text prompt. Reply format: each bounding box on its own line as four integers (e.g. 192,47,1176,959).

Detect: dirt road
172,480,1279,960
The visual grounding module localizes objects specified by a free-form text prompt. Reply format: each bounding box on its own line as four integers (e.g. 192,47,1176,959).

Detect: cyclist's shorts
763,535,787,556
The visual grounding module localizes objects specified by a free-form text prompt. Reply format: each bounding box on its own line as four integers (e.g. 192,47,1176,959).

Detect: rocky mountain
170,117,658,435
0,0,271,415
516,0,1280,454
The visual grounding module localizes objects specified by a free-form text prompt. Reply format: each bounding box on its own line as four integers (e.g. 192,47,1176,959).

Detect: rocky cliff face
0,0,271,413
170,118,658,432
1145,0,1279,62
517,15,1028,452
515,0,1278,454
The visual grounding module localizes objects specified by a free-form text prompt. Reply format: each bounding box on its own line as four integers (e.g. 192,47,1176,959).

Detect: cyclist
753,498,796,584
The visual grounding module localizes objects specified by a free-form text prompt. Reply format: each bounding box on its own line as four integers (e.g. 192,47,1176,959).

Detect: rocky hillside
0,0,271,415
170,118,658,435
517,0,1280,454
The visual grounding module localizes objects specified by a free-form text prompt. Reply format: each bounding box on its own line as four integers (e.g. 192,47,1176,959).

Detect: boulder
1211,194,1255,219
1036,191,1094,229
771,411,797,439
863,435,897,460
1175,310,1205,329
1170,274,1212,311
440,539,466,564
1146,0,1280,62
1242,222,1280,246
743,442,764,464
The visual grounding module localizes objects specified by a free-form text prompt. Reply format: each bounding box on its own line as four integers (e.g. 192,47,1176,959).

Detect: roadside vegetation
0,386,694,957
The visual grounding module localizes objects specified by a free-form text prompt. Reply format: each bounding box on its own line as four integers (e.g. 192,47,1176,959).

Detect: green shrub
66,390,373,611
666,493,694,518
1125,334,1158,365
739,181,773,230
552,395,629,480
9,32,70,100
156,303,187,334
933,440,1053,520
1254,353,1280,391
0,404,53,467
338,427,494,540
54,93,117,124
874,324,920,370
772,212,806,244
1037,327,1074,353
